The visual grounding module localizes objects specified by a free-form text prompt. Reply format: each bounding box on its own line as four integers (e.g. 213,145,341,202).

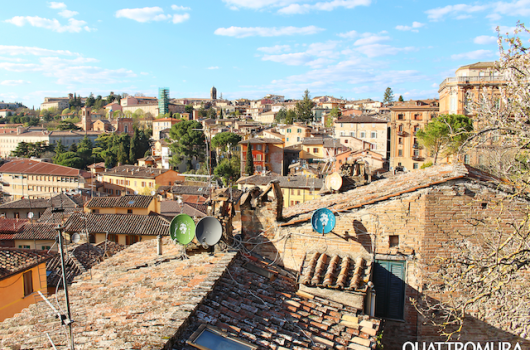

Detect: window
398,150,403,156
187,324,258,350
360,132,366,138
398,138,403,145
389,235,399,248
142,182,146,187
371,132,377,138
464,155,470,164
126,235,139,246
370,144,377,150
14,212,19,219
344,140,348,143
398,114,404,120
290,189,294,195
256,145,262,150
19,245,30,249
374,260,405,320
297,128,302,133
23,271,33,297
108,234,118,243
313,148,319,153
297,190,301,195
116,190,121,196
297,137,300,142
256,154,262,161
340,132,345,136
92,209,100,214
286,137,289,142
413,163,419,169
42,246,51,250
287,129,291,133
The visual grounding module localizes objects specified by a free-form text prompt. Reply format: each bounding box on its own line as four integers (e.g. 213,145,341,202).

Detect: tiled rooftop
282,163,499,225
0,159,89,178
172,185,211,196
176,253,381,350
0,193,81,210
46,242,124,287
14,223,57,240
0,238,237,349
0,218,28,234
37,207,83,224
0,248,54,279
103,165,173,179
85,195,154,209
336,114,388,124
160,201,208,218
237,175,323,190
63,212,172,236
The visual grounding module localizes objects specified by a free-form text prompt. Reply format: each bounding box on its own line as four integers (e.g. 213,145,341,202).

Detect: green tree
214,155,241,186
105,153,116,168
85,93,95,108
169,120,206,171
77,136,93,167
55,140,66,154
275,108,287,123
185,105,194,114
11,142,29,157
245,143,254,175
117,142,128,165
285,110,296,124
398,95,404,102
54,152,84,169
57,121,81,131
208,108,217,119
416,114,473,165
211,132,242,152
295,89,315,123
383,87,395,105
69,143,78,153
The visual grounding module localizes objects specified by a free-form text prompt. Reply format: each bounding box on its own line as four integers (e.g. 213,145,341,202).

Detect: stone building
389,99,440,170
238,163,530,349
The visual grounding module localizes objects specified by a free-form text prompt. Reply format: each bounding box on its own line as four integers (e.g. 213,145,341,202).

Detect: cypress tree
245,143,254,175
118,143,127,165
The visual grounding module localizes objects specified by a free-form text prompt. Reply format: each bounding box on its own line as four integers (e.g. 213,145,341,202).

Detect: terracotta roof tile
0,218,28,234
0,193,81,210
0,239,237,349
282,163,490,225
0,248,54,279
63,212,171,236
14,223,57,240
175,253,381,350
85,195,154,209
0,159,83,177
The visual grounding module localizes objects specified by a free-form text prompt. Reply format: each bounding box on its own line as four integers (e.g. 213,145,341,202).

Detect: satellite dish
195,217,222,247
170,214,196,245
27,212,34,219
311,208,336,234
134,191,138,195
71,233,81,243
151,191,156,196
326,172,343,191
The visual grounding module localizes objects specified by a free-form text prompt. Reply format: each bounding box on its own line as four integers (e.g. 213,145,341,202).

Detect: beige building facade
334,114,388,159
389,99,440,171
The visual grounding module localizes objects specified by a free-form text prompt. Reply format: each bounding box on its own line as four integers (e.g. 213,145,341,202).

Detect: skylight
128,200,135,205
187,325,256,350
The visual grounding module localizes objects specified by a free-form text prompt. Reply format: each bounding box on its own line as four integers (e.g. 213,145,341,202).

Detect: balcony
397,131,407,136
412,155,424,161
439,75,507,90
412,143,423,149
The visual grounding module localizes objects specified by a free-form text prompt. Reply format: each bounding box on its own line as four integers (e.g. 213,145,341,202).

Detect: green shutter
374,260,405,319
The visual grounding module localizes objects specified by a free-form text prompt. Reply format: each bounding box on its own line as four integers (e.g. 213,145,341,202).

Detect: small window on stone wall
481,202,488,209
389,235,399,248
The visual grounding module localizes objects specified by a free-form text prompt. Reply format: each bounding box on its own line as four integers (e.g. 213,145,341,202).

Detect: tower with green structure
158,87,169,116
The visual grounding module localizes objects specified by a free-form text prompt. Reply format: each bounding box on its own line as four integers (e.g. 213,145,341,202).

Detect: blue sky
0,0,527,109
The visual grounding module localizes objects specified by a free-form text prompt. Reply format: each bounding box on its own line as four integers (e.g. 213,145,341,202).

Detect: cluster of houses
0,61,524,349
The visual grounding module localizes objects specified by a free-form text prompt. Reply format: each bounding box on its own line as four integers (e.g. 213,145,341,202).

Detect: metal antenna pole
55,224,75,350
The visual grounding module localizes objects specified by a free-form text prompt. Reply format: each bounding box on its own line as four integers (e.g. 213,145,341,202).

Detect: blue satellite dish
311,208,336,234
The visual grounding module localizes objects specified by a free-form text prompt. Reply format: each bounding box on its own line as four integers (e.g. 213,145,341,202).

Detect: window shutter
374,262,389,318
23,270,33,297
387,262,405,319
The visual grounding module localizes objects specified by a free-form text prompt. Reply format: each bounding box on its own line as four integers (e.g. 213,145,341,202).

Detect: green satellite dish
170,214,196,245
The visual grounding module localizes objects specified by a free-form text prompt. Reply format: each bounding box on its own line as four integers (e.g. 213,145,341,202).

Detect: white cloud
495,25,519,34
214,25,324,38
451,49,494,60
354,34,390,46
491,0,530,18
257,45,291,53
172,5,192,10
261,41,338,67
221,0,297,10
207,66,219,69
58,10,79,18
173,13,190,23
0,45,79,56
141,72,149,75
48,2,66,9
474,35,497,44
355,44,415,58
116,7,171,22
10,17,84,33
0,80,30,86
337,30,357,39
425,4,488,21
395,21,424,32
5,16,89,33
278,0,371,14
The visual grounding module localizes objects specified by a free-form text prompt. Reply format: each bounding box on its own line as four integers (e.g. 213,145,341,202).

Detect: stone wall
239,179,530,348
